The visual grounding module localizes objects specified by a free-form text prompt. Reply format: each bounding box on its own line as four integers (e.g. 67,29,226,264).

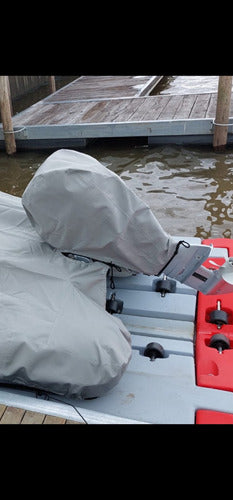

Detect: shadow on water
1,140,233,240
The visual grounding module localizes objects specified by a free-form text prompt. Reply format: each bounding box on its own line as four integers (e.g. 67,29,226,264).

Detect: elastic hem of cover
156,240,191,276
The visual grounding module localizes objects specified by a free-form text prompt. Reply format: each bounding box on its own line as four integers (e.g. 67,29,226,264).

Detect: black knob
144,342,165,361
106,293,124,314
209,333,230,353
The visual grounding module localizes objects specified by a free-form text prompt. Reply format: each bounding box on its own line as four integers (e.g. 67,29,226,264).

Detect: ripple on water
1,143,233,239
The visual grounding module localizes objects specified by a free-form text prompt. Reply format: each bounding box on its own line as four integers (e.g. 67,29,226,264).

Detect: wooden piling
48,76,56,93
213,76,233,151
0,76,16,155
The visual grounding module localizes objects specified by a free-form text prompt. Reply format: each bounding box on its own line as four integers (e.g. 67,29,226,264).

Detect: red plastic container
196,409,233,424
196,332,233,391
202,238,233,256
195,239,233,392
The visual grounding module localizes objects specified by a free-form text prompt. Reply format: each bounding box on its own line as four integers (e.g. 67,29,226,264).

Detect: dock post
48,76,56,93
0,76,16,155
213,76,232,151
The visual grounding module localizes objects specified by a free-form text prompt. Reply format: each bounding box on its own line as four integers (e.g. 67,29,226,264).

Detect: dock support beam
48,76,56,93
213,76,232,151
0,76,16,155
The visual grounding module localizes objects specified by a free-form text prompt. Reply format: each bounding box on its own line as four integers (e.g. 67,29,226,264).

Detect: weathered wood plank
189,93,211,118
12,77,165,127
81,98,141,123
0,404,6,419
45,76,159,102
173,94,197,119
115,98,147,121
0,405,84,424
12,92,233,128
21,410,45,424
157,95,184,119
90,98,135,122
126,96,167,121
65,419,84,424
80,100,110,123
0,406,25,424
12,101,55,126
65,101,98,124
205,93,217,118
117,95,173,122
43,414,67,424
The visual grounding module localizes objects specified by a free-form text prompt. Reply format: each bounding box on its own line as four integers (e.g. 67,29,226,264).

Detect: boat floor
1,236,233,424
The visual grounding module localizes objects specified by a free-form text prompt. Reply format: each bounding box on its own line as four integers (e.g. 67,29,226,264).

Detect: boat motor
160,240,233,295
22,149,233,297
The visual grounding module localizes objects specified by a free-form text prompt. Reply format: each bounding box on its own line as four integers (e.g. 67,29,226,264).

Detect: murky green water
1,140,233,241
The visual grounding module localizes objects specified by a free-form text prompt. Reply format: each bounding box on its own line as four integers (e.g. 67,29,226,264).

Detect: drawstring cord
157,240,190,276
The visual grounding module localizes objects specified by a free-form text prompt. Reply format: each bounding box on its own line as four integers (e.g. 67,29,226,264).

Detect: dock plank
0,406,25,424
173,94,197,119
189,93,212,119
81,98,134,123
0,404,6,419
126,96,170,121
43,415,66,424
12,91,233,128
206,93,218,118
106,97,145,122
0,405,84,424
21,410,45,424
45,75,161,102
79,100,111,123
157,95,184,120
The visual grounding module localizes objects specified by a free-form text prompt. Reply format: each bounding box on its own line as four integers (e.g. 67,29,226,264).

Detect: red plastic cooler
195,238,233,392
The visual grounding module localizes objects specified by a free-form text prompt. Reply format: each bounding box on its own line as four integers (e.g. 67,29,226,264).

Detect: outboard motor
22,149,233,295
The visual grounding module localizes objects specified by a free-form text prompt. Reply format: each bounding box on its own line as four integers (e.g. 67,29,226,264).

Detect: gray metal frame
1,118,233,149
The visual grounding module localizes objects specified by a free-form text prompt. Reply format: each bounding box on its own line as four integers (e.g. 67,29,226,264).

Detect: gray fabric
0,191,131,399
22,149,177,275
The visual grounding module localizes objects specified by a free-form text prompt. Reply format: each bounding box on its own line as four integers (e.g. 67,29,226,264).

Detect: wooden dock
0,404,83,424
1,75,233,149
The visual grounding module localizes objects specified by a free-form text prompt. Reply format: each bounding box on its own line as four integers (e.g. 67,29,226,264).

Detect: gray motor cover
0,191,131,399
22,149,177,275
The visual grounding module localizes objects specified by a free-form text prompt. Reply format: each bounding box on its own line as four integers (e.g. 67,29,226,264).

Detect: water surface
1,140,233,241
153,75,220,95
